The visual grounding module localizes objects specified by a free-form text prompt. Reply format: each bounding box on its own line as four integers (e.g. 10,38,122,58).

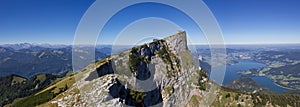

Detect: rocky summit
43,31,208,107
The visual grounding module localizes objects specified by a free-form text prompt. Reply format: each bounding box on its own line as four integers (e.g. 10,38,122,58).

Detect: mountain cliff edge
14,31,207,107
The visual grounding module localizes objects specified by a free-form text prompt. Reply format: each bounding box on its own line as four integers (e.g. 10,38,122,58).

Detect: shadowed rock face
52,31,207,107
135,61,150,80
85,60,115,81
107,78,163,107
96,60,115,77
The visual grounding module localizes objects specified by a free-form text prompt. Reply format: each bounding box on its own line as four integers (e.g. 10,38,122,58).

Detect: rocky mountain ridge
41,31,208,107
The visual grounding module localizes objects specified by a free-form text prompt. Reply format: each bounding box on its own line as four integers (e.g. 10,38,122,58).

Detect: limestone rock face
49,31,207,107
164,31,188,55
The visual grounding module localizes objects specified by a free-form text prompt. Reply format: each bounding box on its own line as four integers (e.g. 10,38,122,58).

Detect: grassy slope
0,74,63,106
7,76,75,107
211,87,300,107
7,58,111,107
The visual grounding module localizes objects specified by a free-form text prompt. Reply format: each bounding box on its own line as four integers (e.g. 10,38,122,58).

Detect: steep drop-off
34,31,208,107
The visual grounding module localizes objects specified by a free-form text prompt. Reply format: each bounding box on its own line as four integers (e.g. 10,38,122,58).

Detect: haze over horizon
0,0,300,45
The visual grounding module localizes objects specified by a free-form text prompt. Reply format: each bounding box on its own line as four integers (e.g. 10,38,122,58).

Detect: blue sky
0,0,299,45
205,0,300,44
0,0,95,44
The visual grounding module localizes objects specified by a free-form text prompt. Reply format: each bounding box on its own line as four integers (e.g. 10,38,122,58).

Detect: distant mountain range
1,43,69,50
0,44,110,78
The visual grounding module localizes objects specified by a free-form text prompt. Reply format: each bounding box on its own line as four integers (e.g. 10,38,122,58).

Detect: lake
211,59,287,93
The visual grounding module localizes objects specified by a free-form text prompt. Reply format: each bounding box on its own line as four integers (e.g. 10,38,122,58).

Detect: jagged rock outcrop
47,31,208,107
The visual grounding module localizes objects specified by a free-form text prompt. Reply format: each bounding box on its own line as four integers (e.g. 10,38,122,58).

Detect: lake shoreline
216,59,289,93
